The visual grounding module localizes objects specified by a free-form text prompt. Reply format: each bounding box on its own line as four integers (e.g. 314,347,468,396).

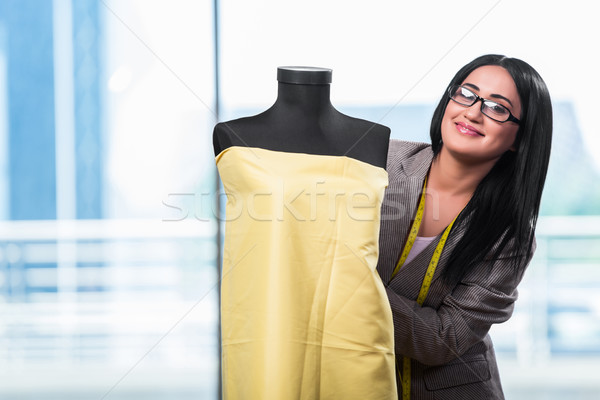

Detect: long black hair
430,54,553,284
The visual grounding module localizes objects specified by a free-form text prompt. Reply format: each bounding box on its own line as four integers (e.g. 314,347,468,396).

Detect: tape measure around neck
390,175,458,400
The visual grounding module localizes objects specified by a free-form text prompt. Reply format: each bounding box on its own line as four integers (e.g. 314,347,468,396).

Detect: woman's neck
429,147,496,197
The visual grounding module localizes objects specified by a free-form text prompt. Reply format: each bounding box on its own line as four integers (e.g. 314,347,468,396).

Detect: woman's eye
484,101,508,115
458,89,475,100
460,88,473,96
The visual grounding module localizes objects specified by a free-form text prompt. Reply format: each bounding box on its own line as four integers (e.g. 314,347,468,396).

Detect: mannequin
214,67,397,400
213,66,390,168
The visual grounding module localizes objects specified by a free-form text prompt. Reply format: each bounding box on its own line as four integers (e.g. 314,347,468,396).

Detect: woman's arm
386,244,534,366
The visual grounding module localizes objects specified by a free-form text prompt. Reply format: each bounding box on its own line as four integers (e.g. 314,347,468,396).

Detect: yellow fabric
216,146,397,400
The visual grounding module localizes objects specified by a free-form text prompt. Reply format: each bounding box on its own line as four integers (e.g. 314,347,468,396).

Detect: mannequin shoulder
212,114,268,156
213,114,266,137
212,122,235,156
336,112,390,136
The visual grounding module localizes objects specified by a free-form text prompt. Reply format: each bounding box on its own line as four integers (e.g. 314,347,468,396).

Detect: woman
377,54,552,399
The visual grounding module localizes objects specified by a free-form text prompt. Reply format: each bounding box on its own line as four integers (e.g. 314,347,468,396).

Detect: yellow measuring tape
390,176,458,400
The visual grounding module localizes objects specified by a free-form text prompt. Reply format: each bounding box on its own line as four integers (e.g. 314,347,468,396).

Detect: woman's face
440,65,522,165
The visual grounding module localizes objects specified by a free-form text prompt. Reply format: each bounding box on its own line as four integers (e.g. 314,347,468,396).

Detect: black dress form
212,66,390,169
215,67,398,399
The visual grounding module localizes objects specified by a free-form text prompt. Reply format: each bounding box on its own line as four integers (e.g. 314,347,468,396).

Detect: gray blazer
377,140,533,399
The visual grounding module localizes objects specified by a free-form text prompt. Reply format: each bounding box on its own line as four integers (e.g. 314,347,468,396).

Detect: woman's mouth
455,122,484,137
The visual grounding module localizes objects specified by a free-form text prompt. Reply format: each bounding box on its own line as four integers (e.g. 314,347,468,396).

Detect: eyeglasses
448,85,520,124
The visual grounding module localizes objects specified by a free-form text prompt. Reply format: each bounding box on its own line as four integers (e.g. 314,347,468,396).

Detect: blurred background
0,0,598,399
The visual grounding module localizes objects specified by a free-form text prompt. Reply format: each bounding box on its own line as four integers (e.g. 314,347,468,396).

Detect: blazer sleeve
386,240,535,366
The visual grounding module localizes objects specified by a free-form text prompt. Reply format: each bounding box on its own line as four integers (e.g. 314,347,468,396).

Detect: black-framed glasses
448,85,520,124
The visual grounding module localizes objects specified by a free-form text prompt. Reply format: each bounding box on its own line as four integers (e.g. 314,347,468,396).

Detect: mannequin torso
215,68,398,399
212,67,390,169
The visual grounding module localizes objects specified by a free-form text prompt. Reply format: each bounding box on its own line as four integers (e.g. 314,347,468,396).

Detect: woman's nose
464,100,484,121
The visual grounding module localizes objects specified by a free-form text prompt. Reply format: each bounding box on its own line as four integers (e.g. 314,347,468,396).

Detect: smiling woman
378,54,553,400
440,65,521,168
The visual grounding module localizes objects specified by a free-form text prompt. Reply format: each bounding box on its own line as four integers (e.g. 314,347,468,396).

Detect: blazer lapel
377,142,433,285
388,210,469,302
388,234,439,297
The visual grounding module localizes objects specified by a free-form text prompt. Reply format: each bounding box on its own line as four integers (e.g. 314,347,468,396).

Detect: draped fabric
216,146,397,400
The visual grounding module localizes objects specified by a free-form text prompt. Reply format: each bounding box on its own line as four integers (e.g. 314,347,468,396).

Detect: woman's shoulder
388,139,431,156
387,140,433,177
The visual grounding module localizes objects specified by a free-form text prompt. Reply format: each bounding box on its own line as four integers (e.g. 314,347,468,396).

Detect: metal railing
490,215,600,360
0,218,219,398
0,216,599,397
